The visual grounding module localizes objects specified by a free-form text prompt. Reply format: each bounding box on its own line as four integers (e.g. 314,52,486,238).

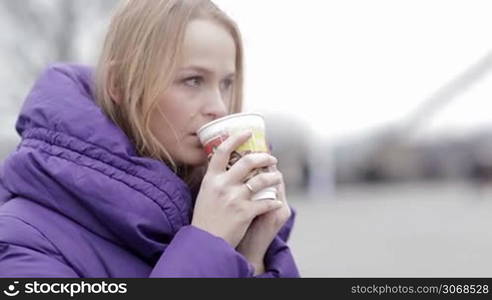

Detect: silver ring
245,182,255,193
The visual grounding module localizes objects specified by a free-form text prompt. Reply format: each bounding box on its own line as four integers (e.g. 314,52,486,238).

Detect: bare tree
1,0,118,103
0,0,119,159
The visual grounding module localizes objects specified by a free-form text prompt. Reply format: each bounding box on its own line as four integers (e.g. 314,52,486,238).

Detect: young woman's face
150,19,236,167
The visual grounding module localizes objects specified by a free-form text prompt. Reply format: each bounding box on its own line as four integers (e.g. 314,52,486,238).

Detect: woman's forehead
179,19,236,70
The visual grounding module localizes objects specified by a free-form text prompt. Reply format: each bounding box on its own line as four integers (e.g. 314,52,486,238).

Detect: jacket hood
0,64,194,264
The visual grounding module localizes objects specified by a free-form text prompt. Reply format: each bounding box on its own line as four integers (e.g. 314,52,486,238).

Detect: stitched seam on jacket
21,133,188,230
22,127,188,227
0,214,82,277
21,142,178,234
3,196,127,252
23,128,175,198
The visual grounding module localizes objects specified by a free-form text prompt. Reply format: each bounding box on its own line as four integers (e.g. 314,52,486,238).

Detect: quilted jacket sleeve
0,215,255,278
0,210,294,278
150,208,300,278
149,225,255,277
0,215,80,277
0,243,79,277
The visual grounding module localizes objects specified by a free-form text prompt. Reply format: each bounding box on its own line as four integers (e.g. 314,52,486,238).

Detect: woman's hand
191,131,283,248
236,165,291,275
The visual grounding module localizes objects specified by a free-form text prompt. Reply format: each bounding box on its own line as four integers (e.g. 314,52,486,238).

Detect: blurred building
333,127,492,185
264,113,314,195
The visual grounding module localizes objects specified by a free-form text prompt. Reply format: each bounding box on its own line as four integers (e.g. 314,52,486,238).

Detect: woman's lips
191,133,201,143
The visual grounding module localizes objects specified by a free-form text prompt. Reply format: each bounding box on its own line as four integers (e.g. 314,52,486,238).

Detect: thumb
251,199,283,216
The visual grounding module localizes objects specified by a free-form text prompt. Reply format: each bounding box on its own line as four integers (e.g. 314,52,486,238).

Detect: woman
0,0,299,277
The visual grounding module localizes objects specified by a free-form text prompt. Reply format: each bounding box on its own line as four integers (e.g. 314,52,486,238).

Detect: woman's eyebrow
180,66,211,74
181,66,235,77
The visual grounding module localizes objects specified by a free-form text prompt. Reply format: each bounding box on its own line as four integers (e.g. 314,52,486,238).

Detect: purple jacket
0,64,299,278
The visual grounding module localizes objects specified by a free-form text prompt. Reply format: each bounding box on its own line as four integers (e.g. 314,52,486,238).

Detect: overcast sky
2,0,492,143
214,0,492,141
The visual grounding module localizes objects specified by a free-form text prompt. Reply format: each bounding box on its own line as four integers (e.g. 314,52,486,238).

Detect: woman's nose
205,89,228,119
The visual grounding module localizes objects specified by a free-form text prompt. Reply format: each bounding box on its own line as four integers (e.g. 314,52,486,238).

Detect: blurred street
289,181,492,277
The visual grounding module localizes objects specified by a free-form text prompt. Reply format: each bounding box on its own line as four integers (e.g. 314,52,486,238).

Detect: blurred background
2,0,492,277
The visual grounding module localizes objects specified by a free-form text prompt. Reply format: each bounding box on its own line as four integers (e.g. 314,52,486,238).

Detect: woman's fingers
250,198,283,216
270,165,287,203
243,171,282,196
207,131,252,174
227,153,277,182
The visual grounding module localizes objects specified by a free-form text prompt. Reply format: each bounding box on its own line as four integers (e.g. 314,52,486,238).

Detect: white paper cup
197,113,277,201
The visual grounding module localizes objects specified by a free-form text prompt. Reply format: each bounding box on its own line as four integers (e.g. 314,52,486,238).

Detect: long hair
94,0,244,188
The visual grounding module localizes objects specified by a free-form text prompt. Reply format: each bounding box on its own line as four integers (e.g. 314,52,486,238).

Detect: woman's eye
221,78,234,90
183,76,203,87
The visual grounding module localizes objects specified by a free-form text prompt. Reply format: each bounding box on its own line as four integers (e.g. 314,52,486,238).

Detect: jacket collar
1,64,194,263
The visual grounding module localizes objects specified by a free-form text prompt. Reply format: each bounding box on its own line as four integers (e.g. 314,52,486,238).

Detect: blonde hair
94,0,244,186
